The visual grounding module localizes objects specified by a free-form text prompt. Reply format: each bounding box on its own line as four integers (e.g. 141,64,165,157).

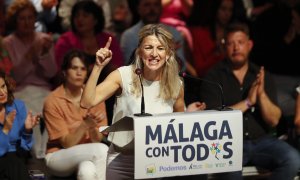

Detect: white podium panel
133,110,243,179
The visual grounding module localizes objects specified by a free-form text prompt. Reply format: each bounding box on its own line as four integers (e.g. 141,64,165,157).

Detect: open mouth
149,59,159,65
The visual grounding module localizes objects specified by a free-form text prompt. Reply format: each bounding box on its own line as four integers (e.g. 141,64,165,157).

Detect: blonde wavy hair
131,24,182,101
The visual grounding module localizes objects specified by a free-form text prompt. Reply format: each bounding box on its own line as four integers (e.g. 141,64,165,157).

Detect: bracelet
245,98,252,109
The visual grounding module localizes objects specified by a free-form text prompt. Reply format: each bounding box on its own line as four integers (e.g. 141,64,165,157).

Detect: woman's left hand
186,102,206,112
24,111,41,133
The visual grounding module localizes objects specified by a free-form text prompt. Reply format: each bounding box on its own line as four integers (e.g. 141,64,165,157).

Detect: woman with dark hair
0,71,40,180
58,0,112,32
55,0,123,123
55,0,123,71
188,0,235,77
43,49,108,180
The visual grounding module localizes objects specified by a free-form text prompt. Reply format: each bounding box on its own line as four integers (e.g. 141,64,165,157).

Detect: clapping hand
247,78,258,106
246,66,266,107
2,110,16,134
24,111,41,133
39,34,53,56
83,109,105,129
256,66,265,97
95,37,112,67
88,108,106,127
27,35,53,63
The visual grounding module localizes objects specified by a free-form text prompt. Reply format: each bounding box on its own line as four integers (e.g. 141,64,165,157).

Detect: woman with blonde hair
81,24,205,179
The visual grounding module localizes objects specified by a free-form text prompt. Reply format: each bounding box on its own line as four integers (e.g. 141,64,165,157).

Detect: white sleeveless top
108,65,176,149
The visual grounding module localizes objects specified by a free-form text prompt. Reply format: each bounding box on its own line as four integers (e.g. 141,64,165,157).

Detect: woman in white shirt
81,24,205,179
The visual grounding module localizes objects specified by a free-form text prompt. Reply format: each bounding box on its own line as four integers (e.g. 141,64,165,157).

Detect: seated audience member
3,0,57,159
199,22,300,180
0,71,40,180
188,0,235,77
55,0,122,70
43,49,108,180
58,0,113,32
55,0,123,123
185,0,235,105
4,0,58,32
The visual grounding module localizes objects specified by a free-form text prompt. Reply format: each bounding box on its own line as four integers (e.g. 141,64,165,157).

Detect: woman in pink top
55,1,123,72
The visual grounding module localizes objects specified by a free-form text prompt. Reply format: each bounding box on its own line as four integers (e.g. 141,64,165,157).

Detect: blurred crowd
0,0,300,179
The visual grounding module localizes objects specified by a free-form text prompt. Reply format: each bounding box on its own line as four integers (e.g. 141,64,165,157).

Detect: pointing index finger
105,37,112,49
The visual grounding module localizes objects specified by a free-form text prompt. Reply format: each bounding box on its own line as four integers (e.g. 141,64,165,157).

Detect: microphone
134,68,152,116
179,72,232,111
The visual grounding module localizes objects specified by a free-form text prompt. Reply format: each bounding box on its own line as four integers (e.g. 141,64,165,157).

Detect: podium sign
134,110,243,179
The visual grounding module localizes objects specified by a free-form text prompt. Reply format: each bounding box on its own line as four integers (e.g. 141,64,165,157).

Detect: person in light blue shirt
0,71,40,180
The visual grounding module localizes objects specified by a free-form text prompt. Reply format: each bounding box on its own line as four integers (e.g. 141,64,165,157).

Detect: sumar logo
146,164,156,176
210,142,222,160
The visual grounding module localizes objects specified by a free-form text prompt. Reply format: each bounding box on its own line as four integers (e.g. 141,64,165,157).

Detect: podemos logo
145,164,156,176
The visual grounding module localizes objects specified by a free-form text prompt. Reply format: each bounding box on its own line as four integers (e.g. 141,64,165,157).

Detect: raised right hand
95,37,113,68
